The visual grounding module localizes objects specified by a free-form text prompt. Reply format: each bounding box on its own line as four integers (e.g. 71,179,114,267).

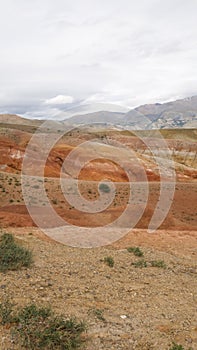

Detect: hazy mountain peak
0,96,196,130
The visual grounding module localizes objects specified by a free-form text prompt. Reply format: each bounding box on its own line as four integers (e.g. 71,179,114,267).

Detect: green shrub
169,342,192,350
0,299,14,325
99,183,110,193
132,259,147,268
0,301,86,349
0,233,33,272
127,246,144,257
169,344,184,350
150,260,166,268
90,308,106,322
104,256,114,267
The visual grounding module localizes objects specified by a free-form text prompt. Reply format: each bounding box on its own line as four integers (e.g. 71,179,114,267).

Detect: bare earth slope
0,118,196,231
0,116,196,350
0,228,197,350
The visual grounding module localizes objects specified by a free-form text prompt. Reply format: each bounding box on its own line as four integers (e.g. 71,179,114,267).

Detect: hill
1,95,197,130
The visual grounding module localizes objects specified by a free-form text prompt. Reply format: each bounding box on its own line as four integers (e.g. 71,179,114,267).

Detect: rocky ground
0,119,196,349
0,227,197,350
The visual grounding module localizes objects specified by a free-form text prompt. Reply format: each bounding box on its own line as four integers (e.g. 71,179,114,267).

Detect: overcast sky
0,0,197,119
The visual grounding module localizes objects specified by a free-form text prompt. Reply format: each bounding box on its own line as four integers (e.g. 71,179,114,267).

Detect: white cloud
0,0,196,117
44,95,74,105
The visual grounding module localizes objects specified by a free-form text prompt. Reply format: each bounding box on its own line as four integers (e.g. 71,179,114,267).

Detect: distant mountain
57,102,129,120
132,95,197,129
64,111,124,126
0,96,197,130
64,96,197,130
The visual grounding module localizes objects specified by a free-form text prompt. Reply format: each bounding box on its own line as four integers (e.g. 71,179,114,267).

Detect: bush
99,183,110,193
150,260,166,269
90,308,106,322
104,256,114,267
0,233,33,272
0,299,14,325
132,259,147,268
0,301,86,349
169,342,192,350
127,246,144,257
169,344,184,350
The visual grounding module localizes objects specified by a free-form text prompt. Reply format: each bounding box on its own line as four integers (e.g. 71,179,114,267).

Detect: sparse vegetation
89,308,106,322
127,246,144,257
150,260,167,268
104,256,114,267
169,342,192,350
0,233,33,272
132,259,147,268
0,301,86,349
0,120,196,349
99,183,111,193
0,299,14,325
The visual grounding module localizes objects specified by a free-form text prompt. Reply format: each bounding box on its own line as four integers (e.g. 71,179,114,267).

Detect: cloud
0,0,196,118
44,95,74,105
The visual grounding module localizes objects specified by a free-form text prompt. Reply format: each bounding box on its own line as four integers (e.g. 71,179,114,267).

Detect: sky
0,0,197,119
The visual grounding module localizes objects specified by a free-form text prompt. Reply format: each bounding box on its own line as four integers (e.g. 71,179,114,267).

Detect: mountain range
64,96,197,130
0,95,197,130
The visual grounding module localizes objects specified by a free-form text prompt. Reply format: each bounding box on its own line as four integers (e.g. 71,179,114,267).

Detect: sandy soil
0,227,197,350
0,123,196,349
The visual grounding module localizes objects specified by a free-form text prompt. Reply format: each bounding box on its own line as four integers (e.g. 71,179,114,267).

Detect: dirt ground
0,123,196,349
0,227,197,350
0,171,197,232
